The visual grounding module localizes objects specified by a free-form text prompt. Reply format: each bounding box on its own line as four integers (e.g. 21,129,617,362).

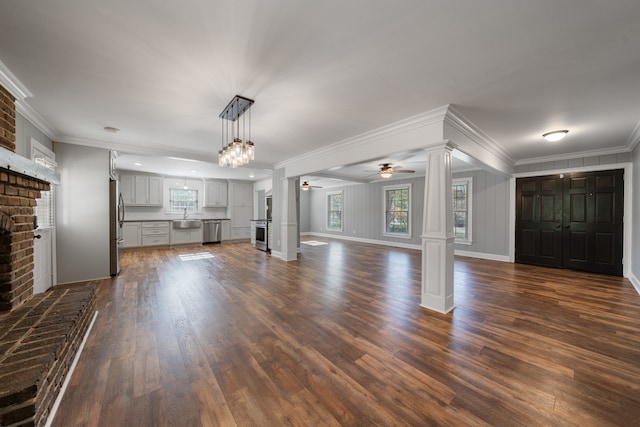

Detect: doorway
515,169,624,276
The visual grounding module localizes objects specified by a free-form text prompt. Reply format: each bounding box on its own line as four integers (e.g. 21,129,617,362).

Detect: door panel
515,176,563,267
516,169,623,276
562,169,623,275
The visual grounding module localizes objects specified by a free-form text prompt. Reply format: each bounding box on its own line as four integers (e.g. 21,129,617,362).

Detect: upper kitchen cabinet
120,174,163,206
204,180,228,207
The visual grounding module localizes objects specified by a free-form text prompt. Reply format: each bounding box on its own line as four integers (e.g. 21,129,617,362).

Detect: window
452,177,472,243
326,191,343,231
32,141,56,229
169,188,199,213
384,184,411,237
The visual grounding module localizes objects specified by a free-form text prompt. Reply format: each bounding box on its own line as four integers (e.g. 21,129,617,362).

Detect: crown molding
515,146,630,166
626,119,640,152
15,100,57,140
443,105,515,165
0,60,33,100
275,105,449,170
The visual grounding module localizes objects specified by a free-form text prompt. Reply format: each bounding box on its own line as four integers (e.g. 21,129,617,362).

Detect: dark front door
516,169,624,276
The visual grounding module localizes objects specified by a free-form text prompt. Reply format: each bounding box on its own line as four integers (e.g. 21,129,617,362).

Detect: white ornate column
280,177,299,261
421,142,455,313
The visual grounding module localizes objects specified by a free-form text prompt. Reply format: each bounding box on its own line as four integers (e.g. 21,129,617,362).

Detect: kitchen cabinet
120,175,136,205
171,228,203,245
135,175,163,206
204,180,228,207
141,221,169,246
121,222,141,248
120,174,163,206
221,220,231,241
230,181,253,240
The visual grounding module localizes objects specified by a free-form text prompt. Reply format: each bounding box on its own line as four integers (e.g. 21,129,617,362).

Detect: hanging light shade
218,95,255,168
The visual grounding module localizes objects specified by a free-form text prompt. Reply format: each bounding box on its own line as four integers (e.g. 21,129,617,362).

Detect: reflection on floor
301,240,328,246
178,252,216,261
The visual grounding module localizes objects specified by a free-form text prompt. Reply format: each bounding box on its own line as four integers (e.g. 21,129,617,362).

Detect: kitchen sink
172,219,201,229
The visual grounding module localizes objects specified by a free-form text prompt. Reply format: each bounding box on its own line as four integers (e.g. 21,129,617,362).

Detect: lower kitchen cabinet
171,228,203,245
121,222,141,248
141,221,169,246
221,220,231,241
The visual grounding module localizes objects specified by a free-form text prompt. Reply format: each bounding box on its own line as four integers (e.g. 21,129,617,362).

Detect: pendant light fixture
218,95,255,168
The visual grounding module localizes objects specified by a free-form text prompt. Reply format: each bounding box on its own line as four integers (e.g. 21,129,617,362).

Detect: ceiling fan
300,181,322,191
376,163,415,178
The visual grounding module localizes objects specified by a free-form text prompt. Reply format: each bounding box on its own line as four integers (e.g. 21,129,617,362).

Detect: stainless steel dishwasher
202,220,222,244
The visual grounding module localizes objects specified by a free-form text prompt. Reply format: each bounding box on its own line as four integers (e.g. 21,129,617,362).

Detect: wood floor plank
51,240,640,426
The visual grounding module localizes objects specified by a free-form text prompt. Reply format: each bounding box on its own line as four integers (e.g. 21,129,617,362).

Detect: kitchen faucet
183,208,188,219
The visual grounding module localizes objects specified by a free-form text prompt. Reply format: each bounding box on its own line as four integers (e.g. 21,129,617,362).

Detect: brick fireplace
0,83,97,426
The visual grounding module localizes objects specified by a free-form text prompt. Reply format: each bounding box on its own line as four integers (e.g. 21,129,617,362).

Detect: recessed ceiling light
104,126,119,133
249,173,255,178
542,130,569,142
133,162,142,166
191,169,198,173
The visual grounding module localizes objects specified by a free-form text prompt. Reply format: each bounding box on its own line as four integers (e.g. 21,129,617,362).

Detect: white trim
45,310,99,427
444,105,515,165
454,250,510,263
626,120,640,152
512,163,632,279
383,183,412,238
276,106,449,171
271,250,283,259
629,272,640,295
0,59,33,100
508,177,516,263
16,101,57,140
515,147,630,166
452,177,472,244
326,190,343,232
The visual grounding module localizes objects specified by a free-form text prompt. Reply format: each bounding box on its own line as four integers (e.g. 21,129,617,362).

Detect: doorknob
34,234,42,239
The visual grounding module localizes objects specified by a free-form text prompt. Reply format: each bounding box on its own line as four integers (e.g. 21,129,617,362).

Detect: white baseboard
629,272,640,295
306,232,421,250
454,250,510,263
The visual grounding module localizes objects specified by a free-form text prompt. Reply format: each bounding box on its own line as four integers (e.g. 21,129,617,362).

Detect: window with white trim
169,188,199,213
326,191,343,231
32,141,56,229
384,184,411,237
452,177,472,243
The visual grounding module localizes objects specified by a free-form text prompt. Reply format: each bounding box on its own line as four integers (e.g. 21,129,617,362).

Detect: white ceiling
1,1,640,183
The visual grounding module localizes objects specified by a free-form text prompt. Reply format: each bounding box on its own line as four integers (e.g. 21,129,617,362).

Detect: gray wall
514,152,631,174
309,177,426,247
306,170,511,257
54,142,111,283
633,144,640,284
15,113,53,158
453,170,510,257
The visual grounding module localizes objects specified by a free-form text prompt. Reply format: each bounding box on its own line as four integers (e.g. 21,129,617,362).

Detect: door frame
30,138,57,290
510,162,632,278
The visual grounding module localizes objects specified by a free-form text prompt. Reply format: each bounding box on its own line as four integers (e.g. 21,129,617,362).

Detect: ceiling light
379,171,393,179
133,162,142,166
301,182,310,191
542,130,569,142
218,95,255,168
191,169,198,173
104,126,119,133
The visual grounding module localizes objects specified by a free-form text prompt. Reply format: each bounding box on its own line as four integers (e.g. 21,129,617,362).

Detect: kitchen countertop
123,218,230,222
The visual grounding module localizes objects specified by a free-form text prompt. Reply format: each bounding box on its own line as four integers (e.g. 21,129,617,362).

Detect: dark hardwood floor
52,239,640,426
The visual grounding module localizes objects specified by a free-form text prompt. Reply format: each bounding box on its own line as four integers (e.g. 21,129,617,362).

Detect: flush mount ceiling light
542,130,569,142
218,95,255,168
103,126,119,133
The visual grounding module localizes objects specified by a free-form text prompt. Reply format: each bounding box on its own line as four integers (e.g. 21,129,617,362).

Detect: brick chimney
0,84,51,311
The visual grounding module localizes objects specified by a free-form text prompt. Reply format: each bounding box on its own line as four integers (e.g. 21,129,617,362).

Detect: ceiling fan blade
394,169,415,173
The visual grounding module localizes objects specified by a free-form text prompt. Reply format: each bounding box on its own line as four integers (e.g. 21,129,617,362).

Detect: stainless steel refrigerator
109,179,125,275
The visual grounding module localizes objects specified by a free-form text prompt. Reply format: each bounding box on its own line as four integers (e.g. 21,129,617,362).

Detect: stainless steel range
254,220,268,251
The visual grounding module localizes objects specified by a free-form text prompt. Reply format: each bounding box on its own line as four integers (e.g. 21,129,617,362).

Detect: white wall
54,142,110,283
14,113,53,158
